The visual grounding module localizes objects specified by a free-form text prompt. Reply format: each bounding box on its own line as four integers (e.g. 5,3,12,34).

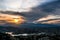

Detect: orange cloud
0,13,25,25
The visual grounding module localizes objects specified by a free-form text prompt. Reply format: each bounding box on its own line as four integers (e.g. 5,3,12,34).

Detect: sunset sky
0,0,60,25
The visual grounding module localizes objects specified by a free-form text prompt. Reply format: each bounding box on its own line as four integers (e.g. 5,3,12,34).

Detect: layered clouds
33,15,60,24
0,0,60,25
32,0,60,24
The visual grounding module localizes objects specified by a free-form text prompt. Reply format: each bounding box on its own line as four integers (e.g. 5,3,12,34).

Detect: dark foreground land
0,23,60,40
0,32,60,40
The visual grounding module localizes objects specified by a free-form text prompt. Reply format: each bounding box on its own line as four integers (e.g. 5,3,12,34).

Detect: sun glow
12,18,25,24
0,13,25,25
14,19,19,23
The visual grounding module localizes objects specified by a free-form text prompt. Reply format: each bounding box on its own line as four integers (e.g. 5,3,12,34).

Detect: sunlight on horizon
0,13,25,25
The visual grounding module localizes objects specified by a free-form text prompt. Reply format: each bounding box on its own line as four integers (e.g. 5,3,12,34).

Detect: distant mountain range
0,23,60,34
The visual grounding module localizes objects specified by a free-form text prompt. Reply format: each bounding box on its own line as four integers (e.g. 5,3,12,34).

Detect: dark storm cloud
20,0,60,22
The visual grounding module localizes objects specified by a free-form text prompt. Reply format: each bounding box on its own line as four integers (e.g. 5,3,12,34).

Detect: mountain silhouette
0,23,59,34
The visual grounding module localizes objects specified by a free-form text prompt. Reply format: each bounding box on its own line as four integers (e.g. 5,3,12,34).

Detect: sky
0,0,60,25
0,0,56,12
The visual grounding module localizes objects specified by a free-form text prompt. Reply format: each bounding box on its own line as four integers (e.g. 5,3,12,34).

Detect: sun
14,19,19,23
13,18,23,24
12,17,25,24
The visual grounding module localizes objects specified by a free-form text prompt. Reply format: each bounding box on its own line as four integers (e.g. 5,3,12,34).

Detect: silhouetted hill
0,23,60,34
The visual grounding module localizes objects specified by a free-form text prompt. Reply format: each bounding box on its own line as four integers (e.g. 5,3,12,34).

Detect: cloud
33,15,60,24
41,20,60,24
36,15,60,21
0,13,26,27
0,0,59,23
22,0,60,22
0,0,56,12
